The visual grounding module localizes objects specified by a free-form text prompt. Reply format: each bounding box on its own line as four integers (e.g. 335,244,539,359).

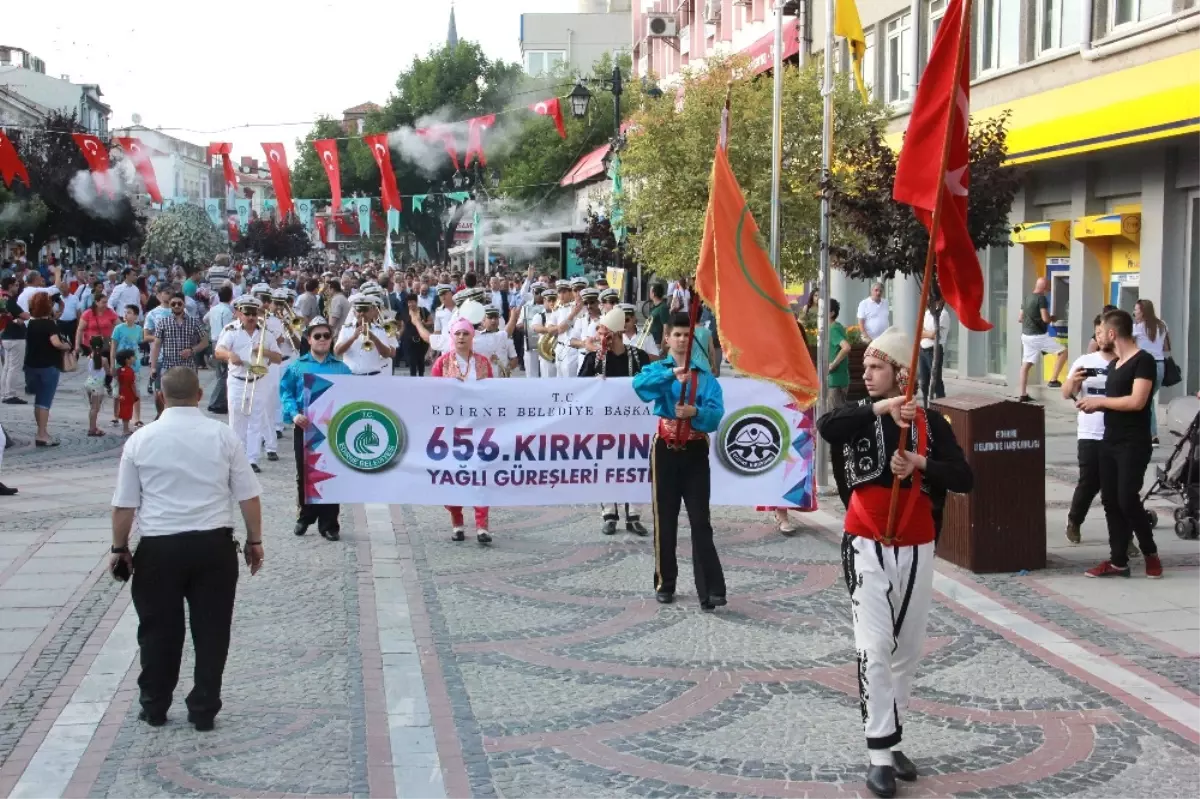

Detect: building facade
111,125,212,203
0,46,110,134
630,0,1200,400
520,1,633,76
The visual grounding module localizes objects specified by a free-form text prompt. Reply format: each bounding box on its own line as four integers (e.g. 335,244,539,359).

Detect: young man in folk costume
431,316,494,544
632,313,727,612
816,326,973,799
578,307,651,537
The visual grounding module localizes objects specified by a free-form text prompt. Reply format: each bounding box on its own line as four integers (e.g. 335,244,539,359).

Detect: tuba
537,331,559,362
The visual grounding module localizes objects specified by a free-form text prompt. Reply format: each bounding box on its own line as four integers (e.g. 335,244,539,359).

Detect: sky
6,0,569,162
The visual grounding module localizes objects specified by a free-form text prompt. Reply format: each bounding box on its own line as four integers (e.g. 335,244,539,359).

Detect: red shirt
78,307,120,342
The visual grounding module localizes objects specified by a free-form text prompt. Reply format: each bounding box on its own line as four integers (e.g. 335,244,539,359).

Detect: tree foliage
6,111,145,257
622,56,884,283
141,203,224,268
234,216,312,262
0,187,49,244
825,112,1022,283
575,211,619,271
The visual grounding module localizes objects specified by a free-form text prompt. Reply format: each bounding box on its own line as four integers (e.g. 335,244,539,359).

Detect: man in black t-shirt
1075,309,1160,579
0,276,28,405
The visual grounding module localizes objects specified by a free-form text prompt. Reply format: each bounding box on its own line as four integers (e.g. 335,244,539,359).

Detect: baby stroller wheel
1146,508,1158,529
1175,518,1198,540
1174,507,1190,523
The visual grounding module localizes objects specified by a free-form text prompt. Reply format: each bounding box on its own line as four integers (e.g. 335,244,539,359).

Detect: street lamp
568,81,593,119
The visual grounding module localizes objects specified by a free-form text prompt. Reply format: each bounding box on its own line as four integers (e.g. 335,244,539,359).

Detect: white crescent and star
83,139,99,156
534,102,548,114
373,143,387,162
322,151,335,169
944,165,968,197
268,149,281,164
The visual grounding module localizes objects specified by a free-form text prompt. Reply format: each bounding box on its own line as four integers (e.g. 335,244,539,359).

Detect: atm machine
1044,256,1071,382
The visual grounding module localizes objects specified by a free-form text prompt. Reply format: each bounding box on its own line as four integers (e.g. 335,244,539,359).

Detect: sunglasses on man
310,332,332,341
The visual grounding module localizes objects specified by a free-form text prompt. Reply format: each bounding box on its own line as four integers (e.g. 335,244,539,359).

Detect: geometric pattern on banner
780,405,818,511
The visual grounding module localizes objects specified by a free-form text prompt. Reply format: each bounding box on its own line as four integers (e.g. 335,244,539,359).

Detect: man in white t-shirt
1061,313,1119,546
918,297,949,401
856,283,890,342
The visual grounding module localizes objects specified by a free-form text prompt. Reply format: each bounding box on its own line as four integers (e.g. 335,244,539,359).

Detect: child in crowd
115,349,140,435
83,335,110,437
109,304,142,428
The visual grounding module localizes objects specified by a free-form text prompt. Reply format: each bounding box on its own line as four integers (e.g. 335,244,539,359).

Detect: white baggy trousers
227,376,266,466
841,534,935,752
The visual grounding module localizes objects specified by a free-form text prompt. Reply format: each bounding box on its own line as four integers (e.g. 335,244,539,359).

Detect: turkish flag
333,213,357,237
363,134,402,212
226,216,240,242
371,210,387,235
416,127,459,171
261,143,295,219
313,139,342,212
892,0,990,331
0,130,30,189
115,137,163,203
465,114,495,167
207,142,238,191
529,98,566,139
315,216,328,243
72,133,114,196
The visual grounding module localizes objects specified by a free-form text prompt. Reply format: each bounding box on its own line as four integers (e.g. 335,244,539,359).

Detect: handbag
1162,356,1182,388
60,350,78,373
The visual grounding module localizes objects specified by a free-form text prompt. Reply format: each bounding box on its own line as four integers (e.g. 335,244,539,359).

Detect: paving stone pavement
0,369,1196,797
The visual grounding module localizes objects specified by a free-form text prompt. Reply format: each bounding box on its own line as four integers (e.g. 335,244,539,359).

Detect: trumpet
358,317,374,352
240,325,270,415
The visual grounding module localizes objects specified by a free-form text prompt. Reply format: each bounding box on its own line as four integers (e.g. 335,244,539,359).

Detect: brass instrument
240,323,270,415
359,318,374,352
381,311,400,338
275,306,303,347
633,317,653,349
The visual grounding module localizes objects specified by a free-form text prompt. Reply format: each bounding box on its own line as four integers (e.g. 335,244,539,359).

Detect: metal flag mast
815,0,835,493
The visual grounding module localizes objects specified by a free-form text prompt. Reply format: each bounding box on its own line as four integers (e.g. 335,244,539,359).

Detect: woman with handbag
1133,300,1172,446
22,292,72,447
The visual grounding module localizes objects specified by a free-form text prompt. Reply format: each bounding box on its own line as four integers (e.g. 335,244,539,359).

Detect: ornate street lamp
568,81,593,119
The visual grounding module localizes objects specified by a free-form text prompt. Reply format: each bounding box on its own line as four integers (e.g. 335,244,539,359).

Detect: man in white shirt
108,268,144,322
334,295,396,375
215,296,282,472
16,269,63,314
856,283,890,342
474,305,518,377
918,297,949,401
109,367,263,731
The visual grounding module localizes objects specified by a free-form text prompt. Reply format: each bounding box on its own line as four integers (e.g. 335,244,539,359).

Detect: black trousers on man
918,344,945,401
651,436,726,601
1068,439,1102,526
294,426,340,535
131,528,239,722
207,361,228,414
406,340,428,377
1099,436,1157,567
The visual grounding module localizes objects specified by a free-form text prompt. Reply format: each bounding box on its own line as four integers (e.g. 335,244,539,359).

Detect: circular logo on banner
717,406,790,476
329,402,405,472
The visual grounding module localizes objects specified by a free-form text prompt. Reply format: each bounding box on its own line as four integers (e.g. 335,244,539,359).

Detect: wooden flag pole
882,0,974,544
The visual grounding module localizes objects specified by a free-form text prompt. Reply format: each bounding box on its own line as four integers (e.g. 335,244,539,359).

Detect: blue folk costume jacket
632,327,724,433
280,353,353,420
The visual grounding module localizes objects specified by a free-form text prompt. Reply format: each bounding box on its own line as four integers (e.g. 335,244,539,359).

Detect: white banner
301,376,817,508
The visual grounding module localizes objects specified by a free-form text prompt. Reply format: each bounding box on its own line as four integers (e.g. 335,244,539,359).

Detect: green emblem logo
328,401,405,472
717,405,790,476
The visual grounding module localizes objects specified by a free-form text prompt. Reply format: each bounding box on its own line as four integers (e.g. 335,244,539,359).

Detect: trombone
240,325,271,415
381,310,400,338
275,304,304,347
633,317,653,349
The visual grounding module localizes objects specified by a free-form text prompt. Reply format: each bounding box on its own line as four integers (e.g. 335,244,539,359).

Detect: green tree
291,118,376,202
622,56,884,283
235,217,312,262
0,187,49,245
141,203,224,268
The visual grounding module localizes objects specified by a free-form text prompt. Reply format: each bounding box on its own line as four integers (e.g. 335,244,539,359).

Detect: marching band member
431,284,455,351
515,281,547,377
215,296,281,474
816,326,973,799
270,288,298,441
431,313,493,544
249,284,286,461
632,313,726,611
620,303,660,360
578,307,651,536
531,288,559,378
599,288,619,315
474,305,518,377
281,316,352,542
547,280,577,378
334,294,395,376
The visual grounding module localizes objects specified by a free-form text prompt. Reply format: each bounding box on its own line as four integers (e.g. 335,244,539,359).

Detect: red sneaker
1145,554,1163,579
1085,561,1131,578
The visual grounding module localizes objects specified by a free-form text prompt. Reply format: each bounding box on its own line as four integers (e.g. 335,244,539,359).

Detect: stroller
1142,396,1199,539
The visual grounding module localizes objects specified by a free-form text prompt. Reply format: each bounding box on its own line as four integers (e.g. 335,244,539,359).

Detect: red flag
207,142,238,192
371,210,387,235
465,114,495,167
315,216,328,243
226,216,240,242
334,213,356,237
530,98,566,139
72,133,114,196
363,133,403,212
416,126,459,171
892,0,990,331
115,137,163,203
312,139,342,212
261,143,295,219
0,131,30,188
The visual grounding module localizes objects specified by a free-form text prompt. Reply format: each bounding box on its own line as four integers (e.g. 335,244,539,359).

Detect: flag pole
882,0,974,543
815,0,835,493
768,2,784,277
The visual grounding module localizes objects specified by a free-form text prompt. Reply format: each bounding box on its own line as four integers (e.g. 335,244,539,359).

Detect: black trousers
918,345,945,401
131,528,239,720
406,341,428,377
294,426,340,533
207,361,228,413
651,436,725,599
1068,439,1102,526
1099,436,1157,567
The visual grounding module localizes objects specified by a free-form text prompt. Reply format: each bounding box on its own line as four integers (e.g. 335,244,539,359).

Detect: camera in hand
1081,367,1107,378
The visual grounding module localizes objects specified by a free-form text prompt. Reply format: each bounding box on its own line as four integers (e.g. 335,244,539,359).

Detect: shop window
1036,0,1082,54
861,30,877,97
986,246,1008,375
524,50,565,76
885,13,912,103
1110,0,1172,29
928,0,947,52
977,0,1020,73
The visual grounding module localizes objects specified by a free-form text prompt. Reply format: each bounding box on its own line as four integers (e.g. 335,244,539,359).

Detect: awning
1073,213,1141,244
1011,220,1070,246
560,142,611,186
743,17,800,75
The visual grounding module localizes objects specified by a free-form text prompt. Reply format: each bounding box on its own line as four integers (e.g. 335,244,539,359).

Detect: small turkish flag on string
115,137,163,203
893,0,990,331
363,134,402,212
261,143,295,219
465,114,495,167
529,98,566,139
207,142,238,192
72,133,114,196
312,139,342,212
0,131,30,189
416,126,459,171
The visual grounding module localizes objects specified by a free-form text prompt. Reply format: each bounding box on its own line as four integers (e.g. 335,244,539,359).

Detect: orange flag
694,134,819,407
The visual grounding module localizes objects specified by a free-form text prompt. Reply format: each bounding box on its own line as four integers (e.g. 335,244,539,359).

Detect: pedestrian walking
1132,299,1171,446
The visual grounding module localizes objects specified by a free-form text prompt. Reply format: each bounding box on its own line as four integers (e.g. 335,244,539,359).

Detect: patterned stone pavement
0,371,1197,797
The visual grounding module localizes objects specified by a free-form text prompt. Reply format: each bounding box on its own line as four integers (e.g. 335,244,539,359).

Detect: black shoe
1,397,27,405
276,430,282,439
655,591,674,604
866,765,897,798
0,483,17,496
892,751,917,782
699,600,716,612
266,451,279,461
709,595,727,607
138,709,167,727
627,519,649,536
321,527,341,542
1047,380,1063,388
451,528,466,542
294,521,308,536
251,463,261,473
187,713,215,732
602,518,618,535
207,407,227,415
477,530,492,545
1019,394,1033,403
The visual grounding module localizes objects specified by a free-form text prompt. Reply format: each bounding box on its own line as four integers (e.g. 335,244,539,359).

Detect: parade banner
263,198,278,219
296,199,315,231
301,376,817,508
353,198,372,237
204,198,222,227
235,199,251,231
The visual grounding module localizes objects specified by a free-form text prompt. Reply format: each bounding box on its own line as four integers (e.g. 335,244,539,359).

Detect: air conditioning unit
646,12,679,38
704,0,722,23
